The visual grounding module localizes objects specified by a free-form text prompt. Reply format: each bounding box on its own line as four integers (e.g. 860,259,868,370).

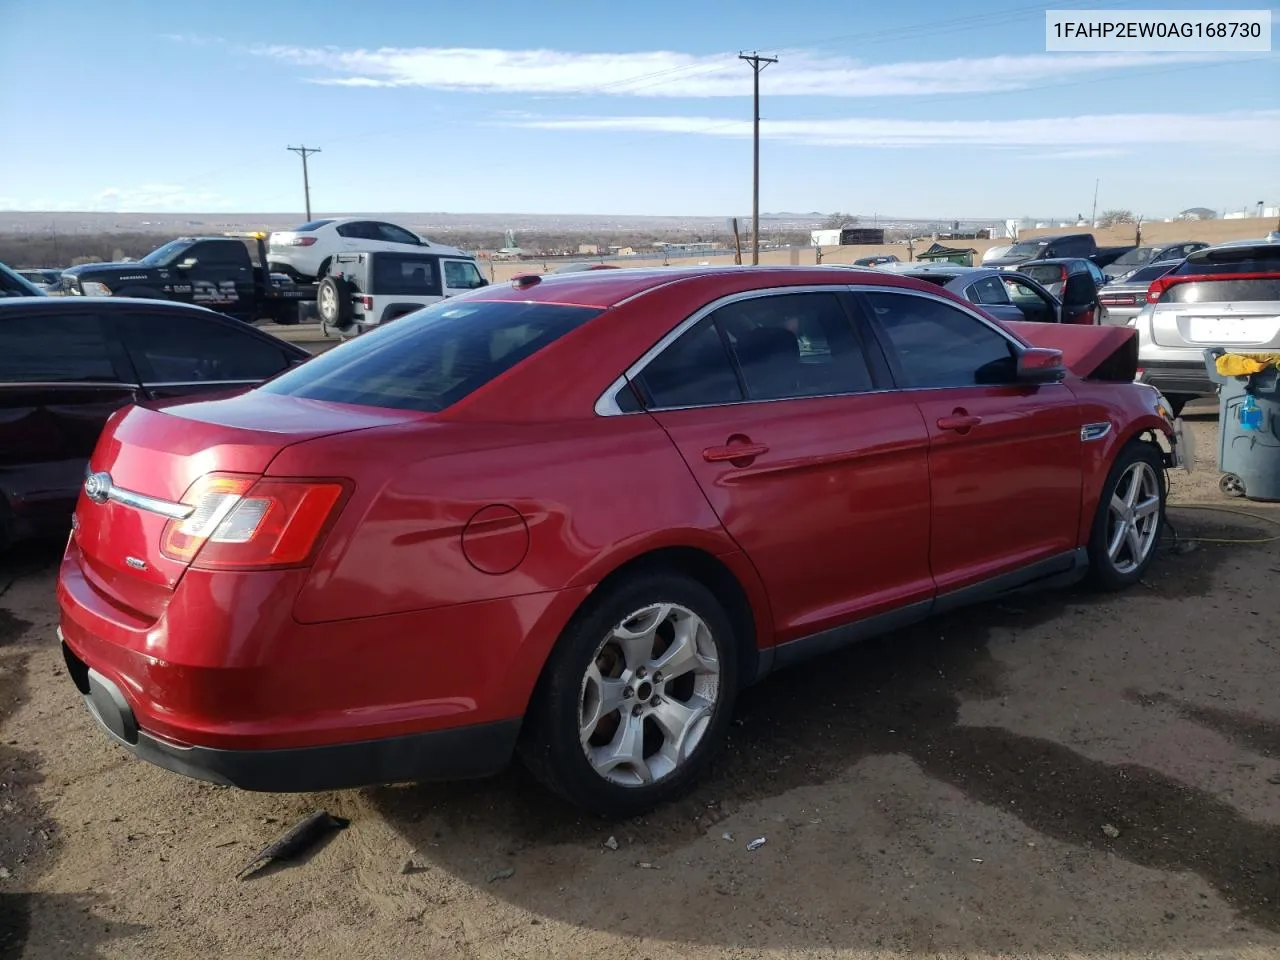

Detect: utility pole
739,52,777,265
1090,178,1100,226
287,145,322,220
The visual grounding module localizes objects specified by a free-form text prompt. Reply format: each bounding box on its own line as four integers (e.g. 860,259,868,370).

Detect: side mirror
1017,347,1066,384
477,279,489,287
178,257,198,270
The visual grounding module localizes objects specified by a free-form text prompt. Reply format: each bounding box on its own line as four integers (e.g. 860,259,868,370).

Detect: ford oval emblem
84,471,112,504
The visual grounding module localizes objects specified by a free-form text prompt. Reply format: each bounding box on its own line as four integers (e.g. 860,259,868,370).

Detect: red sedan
57,266,1183,816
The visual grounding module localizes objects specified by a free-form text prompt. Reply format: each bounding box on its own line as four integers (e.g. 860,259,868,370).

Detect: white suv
267,217,466,281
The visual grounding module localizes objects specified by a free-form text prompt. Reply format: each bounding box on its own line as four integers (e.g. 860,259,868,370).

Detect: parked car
17,268,63,291
315,249,489,337
1103,242,1209,283
1098,260,1181,325
853,255,899,267
839,263,1065,324
983,233,1135,270
1132,240,1280,416
60,234,314,325
267,218,466,282
1002,258,1107,323
981,244,1013,264
0,297,309,550
57,266,1184,817
550,262,620,274
2,261,47,298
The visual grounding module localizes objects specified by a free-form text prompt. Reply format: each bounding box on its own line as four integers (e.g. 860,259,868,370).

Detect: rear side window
637,315,744,408
372,255,442,296
118,311,292,383
260,300,601,412
866,291,1017,387
0,312,118,382
187,241,249,266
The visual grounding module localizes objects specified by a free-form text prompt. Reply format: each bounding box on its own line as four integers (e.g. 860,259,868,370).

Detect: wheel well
589,546,761,685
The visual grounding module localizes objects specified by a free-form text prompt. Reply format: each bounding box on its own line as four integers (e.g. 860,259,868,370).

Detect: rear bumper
1137,359,1215,398
62,635,521,791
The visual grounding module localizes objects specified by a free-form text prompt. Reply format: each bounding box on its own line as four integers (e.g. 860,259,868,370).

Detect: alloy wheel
1107,460,1162,574
578,603,721,787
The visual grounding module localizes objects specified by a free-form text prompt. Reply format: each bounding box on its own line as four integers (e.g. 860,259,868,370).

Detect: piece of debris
488,867,515,882
721,831,734,842
213,839,238,849
636,861,659,869
971,858,984,863
1267,774,1280,785
1175,541,1197,554
746,837,767,851
0,866,10,880
604,835,619,850
1101,824,1121,839
235,811,350,880
401,859,428,875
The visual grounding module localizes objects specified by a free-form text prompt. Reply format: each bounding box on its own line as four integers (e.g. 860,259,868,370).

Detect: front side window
260,300,601,413
865,291,1017,387
0,312,117,382
443,260,485,290
119,311,291,383
376,223,421,245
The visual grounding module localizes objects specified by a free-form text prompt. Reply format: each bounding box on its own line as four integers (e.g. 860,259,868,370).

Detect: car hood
1003,320,1138,381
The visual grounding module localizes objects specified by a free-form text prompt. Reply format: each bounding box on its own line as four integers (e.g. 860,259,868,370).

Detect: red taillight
1147,276,1172,303
293,236,318,247
355,295,374,310
1060,266,1069,285
160,473,347,569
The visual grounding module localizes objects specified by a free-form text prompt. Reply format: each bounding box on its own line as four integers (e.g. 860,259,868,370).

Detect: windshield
1006,241,1046,257
138,239,194,266
0,262,46,297
1110,247,1155,268
1175,245,1280,276
259,299,603,413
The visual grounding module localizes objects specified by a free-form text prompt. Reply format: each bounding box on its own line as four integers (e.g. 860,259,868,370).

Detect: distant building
810,229,842,247
578,244,599,255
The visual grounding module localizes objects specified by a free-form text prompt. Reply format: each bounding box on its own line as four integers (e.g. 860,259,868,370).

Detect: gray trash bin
1203,347,1280,500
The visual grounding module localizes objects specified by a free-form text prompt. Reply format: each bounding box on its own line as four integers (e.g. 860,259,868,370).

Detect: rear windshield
1124,262,1179,284
1174,245,1280,275
294,219,335,231
1110,247,1155,268
1163,278,1280,304
1018,263,1067,286
258,299,602,412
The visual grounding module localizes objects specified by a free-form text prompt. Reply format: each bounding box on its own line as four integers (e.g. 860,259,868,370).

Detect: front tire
520,574,739,818
1087,441,1165,590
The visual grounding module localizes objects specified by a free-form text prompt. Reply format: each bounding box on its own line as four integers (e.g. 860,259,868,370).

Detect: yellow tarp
1215,353,1280,376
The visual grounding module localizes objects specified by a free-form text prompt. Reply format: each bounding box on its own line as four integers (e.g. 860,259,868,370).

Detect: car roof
0,296,223,314
1020,257,1087,267
467,265,925,309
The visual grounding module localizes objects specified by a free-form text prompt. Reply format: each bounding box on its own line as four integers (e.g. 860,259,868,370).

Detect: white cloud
500,109,1280,149
89,184,235,211
250,44,1225,98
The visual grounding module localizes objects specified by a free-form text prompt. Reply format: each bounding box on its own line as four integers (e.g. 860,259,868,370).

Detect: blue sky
1,0,1276,219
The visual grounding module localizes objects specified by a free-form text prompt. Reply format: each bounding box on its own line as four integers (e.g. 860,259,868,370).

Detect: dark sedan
0,297,309,550
830,264,1065,324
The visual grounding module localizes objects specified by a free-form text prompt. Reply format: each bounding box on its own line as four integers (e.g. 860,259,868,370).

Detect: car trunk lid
72,391,427,619
1148,275,1280,349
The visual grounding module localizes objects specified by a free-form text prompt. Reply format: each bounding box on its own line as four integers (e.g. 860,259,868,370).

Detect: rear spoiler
1148,271,1280,303
1003,321,1138,382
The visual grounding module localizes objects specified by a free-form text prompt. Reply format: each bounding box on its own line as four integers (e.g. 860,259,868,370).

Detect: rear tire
1087,441,1165,591
519,573,739,818
316,276,354,331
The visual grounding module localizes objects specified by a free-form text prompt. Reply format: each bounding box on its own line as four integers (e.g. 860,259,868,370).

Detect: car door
1062,265,1100,324
181,241,251,312
111,306,302,401
857,288,1083,601
1001,275,1060,323
441,259,488,297
958,273,1024,323
0,308,139,530
636,288,934,644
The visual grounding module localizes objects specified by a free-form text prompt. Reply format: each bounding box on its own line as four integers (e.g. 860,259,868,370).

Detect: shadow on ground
368,516,1280,950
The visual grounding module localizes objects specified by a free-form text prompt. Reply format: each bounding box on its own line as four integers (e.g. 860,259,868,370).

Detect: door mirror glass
1016,347,1066,383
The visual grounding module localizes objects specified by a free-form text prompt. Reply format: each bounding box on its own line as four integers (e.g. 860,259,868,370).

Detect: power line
286,145,322,220
740,52,777,265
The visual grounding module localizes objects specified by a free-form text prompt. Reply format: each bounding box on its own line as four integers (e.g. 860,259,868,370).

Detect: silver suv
1133,240,1280,416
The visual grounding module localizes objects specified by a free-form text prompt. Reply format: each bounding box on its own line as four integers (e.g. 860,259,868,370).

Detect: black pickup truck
984,233,1135,270
59,233,314,325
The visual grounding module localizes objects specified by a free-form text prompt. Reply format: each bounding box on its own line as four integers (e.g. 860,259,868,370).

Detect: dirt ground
3,403,1280,960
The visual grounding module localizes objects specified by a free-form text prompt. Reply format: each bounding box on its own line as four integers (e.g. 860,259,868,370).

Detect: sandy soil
4,407,1280,959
